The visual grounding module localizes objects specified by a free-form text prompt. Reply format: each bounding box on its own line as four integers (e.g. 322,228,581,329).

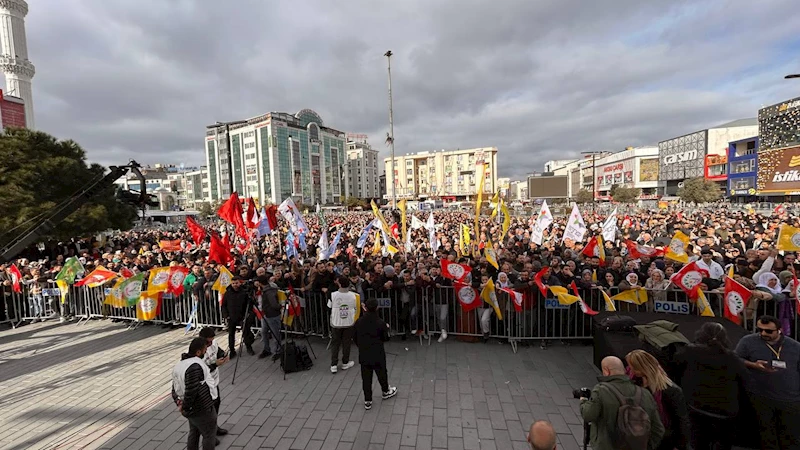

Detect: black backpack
600,315,637,332
281,342,313,373
601,383,651,450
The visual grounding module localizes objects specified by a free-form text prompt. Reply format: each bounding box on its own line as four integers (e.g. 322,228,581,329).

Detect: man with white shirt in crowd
696,247,725,290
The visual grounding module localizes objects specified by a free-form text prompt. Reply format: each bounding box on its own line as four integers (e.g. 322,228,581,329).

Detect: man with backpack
579,356,664,450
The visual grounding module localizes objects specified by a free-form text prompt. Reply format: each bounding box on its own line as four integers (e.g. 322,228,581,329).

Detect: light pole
385,50,396,209
207,120,247,197
785,74,800,79
581,151,603,214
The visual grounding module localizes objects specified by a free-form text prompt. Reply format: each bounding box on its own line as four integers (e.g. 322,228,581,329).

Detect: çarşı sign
663,150,699,165
757,146,800,194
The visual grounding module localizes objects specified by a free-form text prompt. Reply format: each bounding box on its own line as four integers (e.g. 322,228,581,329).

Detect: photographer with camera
220,276,255,357
578,356,664,450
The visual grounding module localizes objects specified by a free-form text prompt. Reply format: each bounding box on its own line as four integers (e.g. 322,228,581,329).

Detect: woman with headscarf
645,269,671,304
673,322,748,450
755,272,793,334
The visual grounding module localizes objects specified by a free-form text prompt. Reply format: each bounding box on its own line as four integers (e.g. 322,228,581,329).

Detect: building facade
594,146,660,200
345,136,380,200
658,119,758,196
726,137,758,200
206,109,347,206
384,147,498,202
754,96,800,201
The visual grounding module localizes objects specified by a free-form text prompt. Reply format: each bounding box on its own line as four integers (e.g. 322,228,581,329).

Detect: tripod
582,421,590,450
230,300,256,385
280,292,316,380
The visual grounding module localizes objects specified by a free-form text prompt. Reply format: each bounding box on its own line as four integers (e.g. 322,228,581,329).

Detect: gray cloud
14,0,800,181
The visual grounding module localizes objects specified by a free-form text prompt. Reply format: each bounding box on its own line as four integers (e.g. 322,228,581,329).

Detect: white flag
411,214,425,230
562,204,587,244
427,213,439,253
317,229,329,260
278,197,307,234
530,200,554,245
602,208,618,243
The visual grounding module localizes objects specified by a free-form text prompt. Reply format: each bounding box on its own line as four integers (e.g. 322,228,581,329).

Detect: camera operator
579,356,664,450
220,276,255,357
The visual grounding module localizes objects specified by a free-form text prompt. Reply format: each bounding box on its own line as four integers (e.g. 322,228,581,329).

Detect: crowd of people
3,204,800,449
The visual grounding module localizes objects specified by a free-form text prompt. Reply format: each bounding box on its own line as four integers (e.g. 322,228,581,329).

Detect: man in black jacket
257,273,283,360
353,297,397,410
221,276,255,357
172,337,217,450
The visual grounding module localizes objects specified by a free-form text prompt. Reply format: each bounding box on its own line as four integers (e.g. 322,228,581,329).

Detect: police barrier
3,282,798,343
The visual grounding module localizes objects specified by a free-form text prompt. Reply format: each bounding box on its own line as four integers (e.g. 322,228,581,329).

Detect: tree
0,128,138,242
611,186,641,203
677,177,722,204
197,202,214,218
345,196,367,209
574,189,594,204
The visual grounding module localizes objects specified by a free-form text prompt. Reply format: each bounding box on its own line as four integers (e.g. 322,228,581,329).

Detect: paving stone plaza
0,320,600,450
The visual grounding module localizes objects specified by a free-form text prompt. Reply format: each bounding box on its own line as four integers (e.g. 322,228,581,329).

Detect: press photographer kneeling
578,356,664,450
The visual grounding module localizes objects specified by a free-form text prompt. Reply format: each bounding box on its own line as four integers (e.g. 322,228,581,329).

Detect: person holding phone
199,327,229,439
735,315,800,449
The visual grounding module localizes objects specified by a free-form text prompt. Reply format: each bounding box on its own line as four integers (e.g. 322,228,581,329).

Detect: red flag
246,198,259,228
390,223,400,240
217,193,247,238
208,232,233,265
264,205,279,230
624,240,664,259
120,267,135,279
774,204,786,216
252,305,264,321
622,215,632,227
158,240,182,252
723,276,751,325
673,261,709,300
186,217,206,246
582,236,606,265
9,264,22,293
500,288,523,312
534,268,549,297
167,266,189,295
569,281,598,316
287,285,302,317
440,259,471,282
454,281,481,311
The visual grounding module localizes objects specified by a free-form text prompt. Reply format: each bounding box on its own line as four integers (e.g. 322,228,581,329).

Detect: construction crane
0,160,155,263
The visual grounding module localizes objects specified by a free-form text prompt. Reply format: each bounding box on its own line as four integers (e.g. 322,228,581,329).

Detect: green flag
55,256,85,284
120,273,146,307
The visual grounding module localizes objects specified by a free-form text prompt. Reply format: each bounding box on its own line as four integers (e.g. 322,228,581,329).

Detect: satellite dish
678,182,685,188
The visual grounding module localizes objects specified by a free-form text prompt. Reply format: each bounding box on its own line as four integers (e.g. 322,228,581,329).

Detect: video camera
572,387,591,399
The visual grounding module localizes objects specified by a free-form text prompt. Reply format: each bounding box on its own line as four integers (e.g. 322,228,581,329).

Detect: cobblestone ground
0,319,601,450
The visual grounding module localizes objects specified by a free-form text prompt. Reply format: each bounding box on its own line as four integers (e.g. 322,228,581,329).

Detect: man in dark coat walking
353,297,397,410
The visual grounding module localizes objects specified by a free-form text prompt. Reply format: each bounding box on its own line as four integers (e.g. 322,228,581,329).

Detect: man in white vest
199,327,229,437
172,337,218,450
328,275,360,374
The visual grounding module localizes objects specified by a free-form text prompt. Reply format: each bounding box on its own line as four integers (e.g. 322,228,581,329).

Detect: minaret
0,0,34,128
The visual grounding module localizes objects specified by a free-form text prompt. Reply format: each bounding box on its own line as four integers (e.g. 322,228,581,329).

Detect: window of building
406,169,413,175
731,159,754,174
734,177,755,189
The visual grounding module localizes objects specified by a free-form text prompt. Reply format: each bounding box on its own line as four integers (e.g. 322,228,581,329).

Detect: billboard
757,146,800,194
639,158,659,182
759,96,800,151
597,159,634,188
658,130,707,181
528,175,568,199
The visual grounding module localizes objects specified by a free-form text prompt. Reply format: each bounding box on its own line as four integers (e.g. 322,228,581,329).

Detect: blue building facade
727,137,758,200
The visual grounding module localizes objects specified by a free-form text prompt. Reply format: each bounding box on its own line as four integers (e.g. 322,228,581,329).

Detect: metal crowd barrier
2,283,797,344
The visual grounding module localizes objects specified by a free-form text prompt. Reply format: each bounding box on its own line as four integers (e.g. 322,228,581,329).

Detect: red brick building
0,90,26,128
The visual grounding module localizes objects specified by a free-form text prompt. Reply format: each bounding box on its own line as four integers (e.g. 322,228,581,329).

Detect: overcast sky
18,0,800,179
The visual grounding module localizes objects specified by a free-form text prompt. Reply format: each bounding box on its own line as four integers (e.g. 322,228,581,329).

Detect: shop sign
758,147,800,193
663,150,698,165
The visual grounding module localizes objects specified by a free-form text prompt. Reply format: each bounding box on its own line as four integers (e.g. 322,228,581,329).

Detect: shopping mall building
755,96,800,202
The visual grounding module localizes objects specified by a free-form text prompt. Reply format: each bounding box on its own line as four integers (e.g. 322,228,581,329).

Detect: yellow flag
354,293,361,321
500,201,511,241
147,267,171,293
56,279,69,304
665,230,691,263
372,229,381,256
777,224,800,251
550,286,580,305
370,200,391,234
490,191,500,219
103,278,126,308
136,290,161,321
592,269,598,283
474,159,486,232
601,290,617,312
212,266,234,294
481,279,503,320
484,239,499,270
727,264,734,279
398,199,408,243
610,287,648,305
697,290,715,317
461,224,472,246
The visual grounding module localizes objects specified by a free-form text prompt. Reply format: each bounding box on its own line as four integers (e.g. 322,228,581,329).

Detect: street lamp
581,151,604,214
385,50,396,209
207,120,247,197
785,74,800,79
